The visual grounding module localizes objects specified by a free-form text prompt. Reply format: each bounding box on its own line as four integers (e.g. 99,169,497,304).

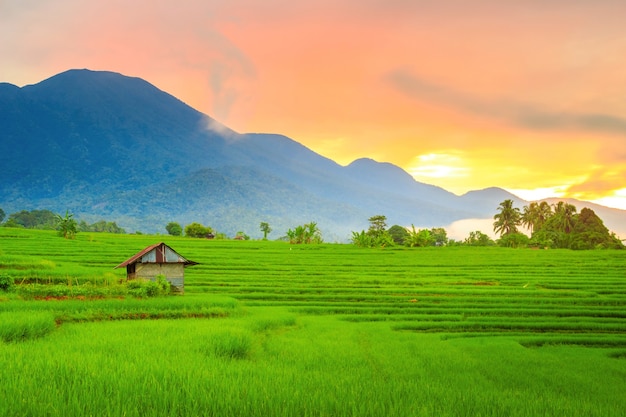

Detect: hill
1,69,625,240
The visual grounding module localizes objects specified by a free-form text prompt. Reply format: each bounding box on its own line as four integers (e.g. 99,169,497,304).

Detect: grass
0,228,625,416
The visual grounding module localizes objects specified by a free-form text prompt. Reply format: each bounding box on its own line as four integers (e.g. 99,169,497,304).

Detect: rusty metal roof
114,242,198,269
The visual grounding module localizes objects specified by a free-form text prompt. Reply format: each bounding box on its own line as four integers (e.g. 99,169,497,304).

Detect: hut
115,242,198,293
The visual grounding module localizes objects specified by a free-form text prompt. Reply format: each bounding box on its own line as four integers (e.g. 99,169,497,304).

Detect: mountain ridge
1,69,624,240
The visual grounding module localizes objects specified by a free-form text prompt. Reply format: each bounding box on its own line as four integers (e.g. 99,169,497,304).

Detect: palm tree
535,201,552,231
521,202,539,235
521,201,553,235
552,201,577,234
493,199,521,237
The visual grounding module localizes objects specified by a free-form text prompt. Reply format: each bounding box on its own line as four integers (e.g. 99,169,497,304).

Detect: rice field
1,228,625,416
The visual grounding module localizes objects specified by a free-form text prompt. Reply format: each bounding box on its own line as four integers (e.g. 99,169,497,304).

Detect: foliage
521,201,552,234
0,274,15,292
429,227,448,246
387,225,409,245
404,225,433,247
165,222,183,236
260,222,272,240
0,207,4,223
234,231,250,240
286,222,322,244
367,215,388,238
350,230,374,247
184,222,214,238
493,199,521,236
126,276,171,298
530,204,622,249
6,209,57,229
497,232,530,248
56,211,78,239
569,208,624,250
351,215,394,248
79,220,126,234
464,230,495,246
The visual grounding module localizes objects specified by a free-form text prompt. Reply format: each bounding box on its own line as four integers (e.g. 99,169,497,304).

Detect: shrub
0,274,15,292
127,276,171,298
498,232,530,248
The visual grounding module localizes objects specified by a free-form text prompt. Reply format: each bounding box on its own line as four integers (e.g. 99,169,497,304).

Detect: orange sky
2,0,626,209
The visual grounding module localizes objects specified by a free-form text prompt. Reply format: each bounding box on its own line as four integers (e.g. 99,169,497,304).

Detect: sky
2,0,626,210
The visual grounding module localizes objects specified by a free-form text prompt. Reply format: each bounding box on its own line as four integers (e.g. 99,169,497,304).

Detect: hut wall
134,263,185,293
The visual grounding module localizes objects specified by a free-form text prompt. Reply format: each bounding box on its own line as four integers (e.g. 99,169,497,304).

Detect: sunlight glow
589,188,626,211
504,186,568,202
407,152,470,179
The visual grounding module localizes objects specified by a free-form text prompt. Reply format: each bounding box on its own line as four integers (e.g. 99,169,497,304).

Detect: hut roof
114,242,198,269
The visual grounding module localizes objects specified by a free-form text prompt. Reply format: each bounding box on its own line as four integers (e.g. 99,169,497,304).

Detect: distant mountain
1,69,625,240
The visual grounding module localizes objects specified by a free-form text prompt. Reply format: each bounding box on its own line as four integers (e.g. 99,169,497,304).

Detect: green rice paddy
1,228,625,416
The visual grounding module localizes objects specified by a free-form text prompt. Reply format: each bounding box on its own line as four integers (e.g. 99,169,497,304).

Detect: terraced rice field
1,228,625,416
183,242,626,350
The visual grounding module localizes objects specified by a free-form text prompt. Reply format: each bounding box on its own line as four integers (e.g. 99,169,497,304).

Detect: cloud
565,167,626,199
444,218,496,241
385,69,626,136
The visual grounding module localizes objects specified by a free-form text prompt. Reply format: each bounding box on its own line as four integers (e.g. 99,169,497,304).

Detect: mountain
1,69,625,240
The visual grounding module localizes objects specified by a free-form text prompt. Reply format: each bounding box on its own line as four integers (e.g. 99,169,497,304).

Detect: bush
184,222,213,238
498,232,530,248
0,274,15,292
127,276,171,298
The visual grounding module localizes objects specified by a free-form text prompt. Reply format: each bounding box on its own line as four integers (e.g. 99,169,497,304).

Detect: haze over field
2,1,625,210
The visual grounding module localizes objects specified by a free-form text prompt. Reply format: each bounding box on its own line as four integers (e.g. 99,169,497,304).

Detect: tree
493,199,521,237
166,222,183,236
8,209,57,229
351,230,374,247
497,232,530,248
570,208,623,249
55,211,77,239
521,202,539,234
464,231,495,246
0,207,5,223
184,222,213,238
430,227,448,246
260,222,272,240
535,201,552,232
387,225,409,245
552,201,577,234
366,215,394,247
350,215,395,248
286,222,322,244
367,215,388,238
404,225,433,247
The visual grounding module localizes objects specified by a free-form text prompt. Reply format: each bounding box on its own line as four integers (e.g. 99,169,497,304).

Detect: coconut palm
535,201,552,231
552,201,577,234
493,199,521,237
521,202,539,234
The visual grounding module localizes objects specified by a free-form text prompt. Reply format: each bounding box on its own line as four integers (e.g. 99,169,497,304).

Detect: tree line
352,201,623,250
165,220,322,244
492,199,623,249
0,209,125,237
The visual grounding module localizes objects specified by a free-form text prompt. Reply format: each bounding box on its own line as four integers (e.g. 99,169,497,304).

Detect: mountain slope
1,69,624,240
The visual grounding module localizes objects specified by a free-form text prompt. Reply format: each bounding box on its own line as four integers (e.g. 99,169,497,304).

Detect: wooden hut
115,242,198,293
